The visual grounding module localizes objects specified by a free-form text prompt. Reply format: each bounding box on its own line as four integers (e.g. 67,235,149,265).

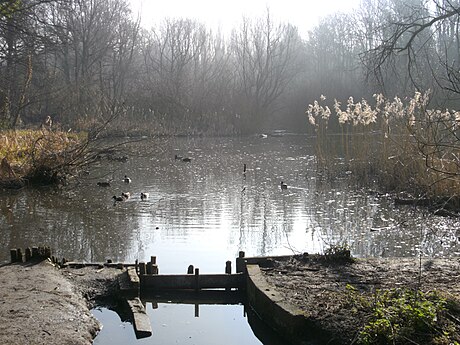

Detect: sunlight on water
2,135,460,345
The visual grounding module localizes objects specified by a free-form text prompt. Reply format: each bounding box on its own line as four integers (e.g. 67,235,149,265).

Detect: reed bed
306,91,460,198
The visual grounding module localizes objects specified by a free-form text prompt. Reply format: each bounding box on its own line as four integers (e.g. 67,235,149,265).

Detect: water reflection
1,135,459,269
93,303,267,345
2,135,459,345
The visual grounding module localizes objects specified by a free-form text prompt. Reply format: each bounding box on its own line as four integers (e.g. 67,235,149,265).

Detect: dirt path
0,260,121,345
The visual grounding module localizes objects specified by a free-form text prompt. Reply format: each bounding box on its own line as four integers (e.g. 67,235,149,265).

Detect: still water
1,135,459,344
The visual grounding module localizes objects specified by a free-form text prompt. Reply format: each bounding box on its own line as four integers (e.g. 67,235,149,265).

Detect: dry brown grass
0,129,86,186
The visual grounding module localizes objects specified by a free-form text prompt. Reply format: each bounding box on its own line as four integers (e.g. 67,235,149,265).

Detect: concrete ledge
246,264,326,345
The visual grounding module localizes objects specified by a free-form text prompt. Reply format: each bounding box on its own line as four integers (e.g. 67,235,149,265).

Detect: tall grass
0,129,86,186
306,91,460,197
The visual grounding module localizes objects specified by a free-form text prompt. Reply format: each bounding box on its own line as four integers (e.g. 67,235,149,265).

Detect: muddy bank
0,259,122,345
261,255,460,344
1,255,459,345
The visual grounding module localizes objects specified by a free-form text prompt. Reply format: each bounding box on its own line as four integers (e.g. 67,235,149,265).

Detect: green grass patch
346,286,459,345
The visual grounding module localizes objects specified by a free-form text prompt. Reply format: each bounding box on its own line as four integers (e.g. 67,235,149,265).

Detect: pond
1,134,459,344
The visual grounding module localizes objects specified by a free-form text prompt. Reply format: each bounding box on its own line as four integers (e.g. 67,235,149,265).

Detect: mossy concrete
245,264,329,345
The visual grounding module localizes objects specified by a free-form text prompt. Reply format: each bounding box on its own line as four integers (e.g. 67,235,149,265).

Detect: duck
124,175,131,183
174,154,183,160
112,195,125,202
97,181,111,187
121,192,130,199
140,192,149,200
280,181,288,190
182,157,192,162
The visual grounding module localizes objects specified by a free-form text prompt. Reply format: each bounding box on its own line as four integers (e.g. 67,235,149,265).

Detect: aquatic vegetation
306,91,460,198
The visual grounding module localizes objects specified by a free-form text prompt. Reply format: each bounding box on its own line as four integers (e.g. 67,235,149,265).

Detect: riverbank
0,259,121,345
1,255,459,345
260,254,460,344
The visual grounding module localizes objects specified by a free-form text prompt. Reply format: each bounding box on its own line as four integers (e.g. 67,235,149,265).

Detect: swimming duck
112,195,125,202
182,157,192,162
140,192,149,200
124,175,131,183
280,181,288,190
121,192,130,199
97,181,111,187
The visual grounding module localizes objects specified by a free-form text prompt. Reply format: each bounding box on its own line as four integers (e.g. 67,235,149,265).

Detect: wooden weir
8,247,250,340
138,256,245,292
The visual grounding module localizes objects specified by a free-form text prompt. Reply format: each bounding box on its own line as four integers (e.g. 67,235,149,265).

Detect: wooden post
150,256,156,265
194,304,199,317
25,248,32,262
135,259,138,275
32,247,39,258
146,262,153,275
152,264,159,275
107,259,113,264
139,262,146,275
194,268,200,292
117,263,124,269
236,251,245,273
187,265,194,274
10,249,17,263
225,261,232,291
16,248,23,263
44,247,51,258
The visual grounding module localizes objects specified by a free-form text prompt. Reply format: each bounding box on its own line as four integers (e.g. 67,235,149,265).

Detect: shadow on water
93,290,293,345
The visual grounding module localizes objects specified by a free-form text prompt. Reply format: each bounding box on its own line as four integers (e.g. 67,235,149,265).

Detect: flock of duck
96,175,149,203
97,155,289,205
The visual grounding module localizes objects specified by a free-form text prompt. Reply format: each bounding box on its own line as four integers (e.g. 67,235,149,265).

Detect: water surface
1,135,459,344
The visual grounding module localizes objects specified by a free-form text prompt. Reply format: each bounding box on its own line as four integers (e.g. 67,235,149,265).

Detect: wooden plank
141,290,243,305
140,273,244,291
127,298,152,339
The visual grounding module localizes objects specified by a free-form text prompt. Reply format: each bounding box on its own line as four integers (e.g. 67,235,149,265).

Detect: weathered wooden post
139,262,146,276
152,264,159,274
187,265,194,274
146,262,153,275
44,247,51,258
194,268,200,292
32,247,39,258
16,248,23,263
150,256,156,265
10,249,18,263
25,248,32,262
225,261,232,291
236,251,245,273
194,304,199,317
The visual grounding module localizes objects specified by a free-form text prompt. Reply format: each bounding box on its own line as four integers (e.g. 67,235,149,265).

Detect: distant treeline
1,0,460,135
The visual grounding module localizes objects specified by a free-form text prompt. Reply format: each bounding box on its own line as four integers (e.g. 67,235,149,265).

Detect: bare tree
362,0,459,97
230,11,302,132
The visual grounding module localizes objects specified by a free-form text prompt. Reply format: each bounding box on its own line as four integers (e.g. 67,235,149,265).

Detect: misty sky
128,0,360,36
